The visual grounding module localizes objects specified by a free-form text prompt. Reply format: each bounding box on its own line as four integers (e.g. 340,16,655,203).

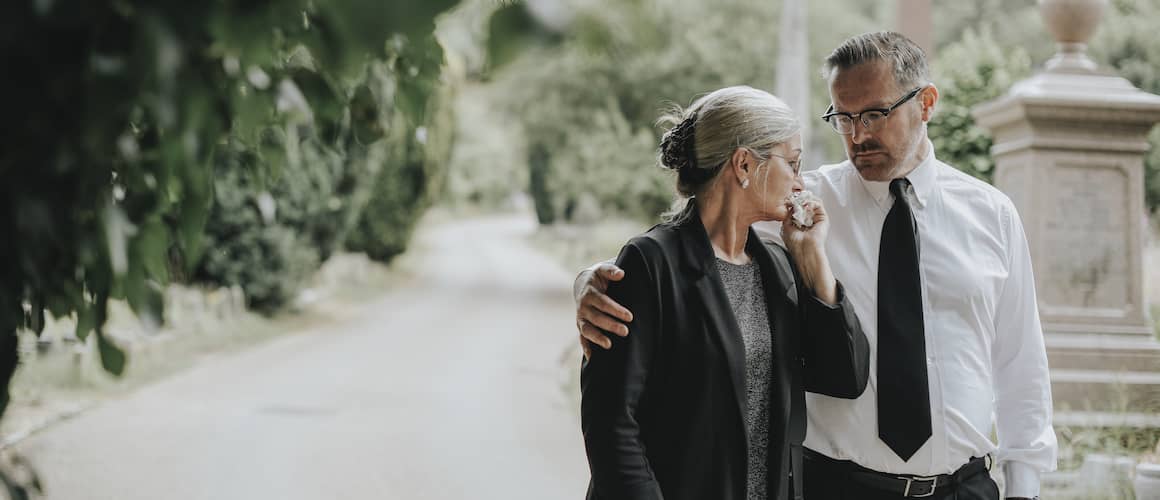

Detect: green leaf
121,256,146,315
231,82,278,139
177,159,214,269
288,68,344,138
76,300,95,341
486,3,559,71
135,217,170,285
96,330,127,377
394,33,445,125
207,4,303,69
350,83,383,143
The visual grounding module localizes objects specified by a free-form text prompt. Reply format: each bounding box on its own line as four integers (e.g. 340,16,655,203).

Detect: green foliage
1093,0,1160,96
1091,0,1160,212
495,0,778,224
443,83,530,209
345,126,431,262
346,38,459,262
485,0,887,224
0,0,458,416
193,44,438,311
486,3,563,72
929,29,1033,182
525,98,667,224
932,0,1052,64
929,0,1160,210
1148,127,1160,213
194,143,323,313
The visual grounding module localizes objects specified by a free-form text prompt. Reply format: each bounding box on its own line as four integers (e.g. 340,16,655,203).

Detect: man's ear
920,84,939,122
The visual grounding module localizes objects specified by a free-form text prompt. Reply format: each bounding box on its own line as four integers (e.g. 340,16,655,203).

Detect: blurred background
1,0,1159,498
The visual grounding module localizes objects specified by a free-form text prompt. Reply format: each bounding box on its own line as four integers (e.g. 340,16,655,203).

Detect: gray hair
822,31,930,90
657,86,800,222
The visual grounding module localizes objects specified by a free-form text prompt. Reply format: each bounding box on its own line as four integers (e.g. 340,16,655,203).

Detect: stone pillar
973,0,1160,418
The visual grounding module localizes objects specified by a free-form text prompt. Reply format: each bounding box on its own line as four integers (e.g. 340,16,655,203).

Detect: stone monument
973,0,1160,420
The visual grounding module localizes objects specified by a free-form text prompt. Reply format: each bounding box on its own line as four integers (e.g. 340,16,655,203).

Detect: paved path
15,212,589,499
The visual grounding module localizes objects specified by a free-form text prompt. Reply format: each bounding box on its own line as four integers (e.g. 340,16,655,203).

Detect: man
573,32,1056,500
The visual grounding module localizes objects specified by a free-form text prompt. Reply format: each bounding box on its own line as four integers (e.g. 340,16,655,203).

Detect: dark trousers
802,449,1000,500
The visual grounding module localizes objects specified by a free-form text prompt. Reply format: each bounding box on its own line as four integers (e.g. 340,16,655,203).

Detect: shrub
346,35,460,262
194,144,324,313
490,0,883,224
1091,0,1160,212
929,29,1032,182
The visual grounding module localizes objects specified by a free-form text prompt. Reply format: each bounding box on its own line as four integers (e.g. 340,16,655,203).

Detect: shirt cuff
1003,460,1041,498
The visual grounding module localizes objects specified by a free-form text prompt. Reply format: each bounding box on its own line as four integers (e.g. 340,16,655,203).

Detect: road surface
15,212,590,500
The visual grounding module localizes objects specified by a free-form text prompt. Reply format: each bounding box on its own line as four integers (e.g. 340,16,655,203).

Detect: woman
581,86,870,500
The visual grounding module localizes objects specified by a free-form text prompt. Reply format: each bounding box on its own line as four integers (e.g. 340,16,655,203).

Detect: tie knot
890,178,910,198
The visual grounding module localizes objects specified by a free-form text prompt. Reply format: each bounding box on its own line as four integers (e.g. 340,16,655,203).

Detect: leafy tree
929,29,1032,182
0,0,457,418
345,34,460,263
492,0,782,224
1091,0,1160,212
484,0,886,224
929,0,1160,210
931,0,1052,63
197,32,460,309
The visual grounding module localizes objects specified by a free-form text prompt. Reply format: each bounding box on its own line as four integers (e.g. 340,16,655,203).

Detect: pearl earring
741,179,750,189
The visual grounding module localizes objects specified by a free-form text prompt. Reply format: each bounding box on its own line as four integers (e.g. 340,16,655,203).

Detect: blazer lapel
749,229,811,448
676,208,749,433
747,229,797,309
694,275,749,420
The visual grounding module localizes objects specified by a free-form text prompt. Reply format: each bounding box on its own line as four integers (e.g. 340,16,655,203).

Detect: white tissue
790,190,821,228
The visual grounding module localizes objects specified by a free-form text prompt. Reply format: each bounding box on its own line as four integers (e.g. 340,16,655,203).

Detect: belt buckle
902,475,939,497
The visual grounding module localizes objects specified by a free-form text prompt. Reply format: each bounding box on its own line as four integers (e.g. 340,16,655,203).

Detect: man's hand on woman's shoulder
574,262,633,359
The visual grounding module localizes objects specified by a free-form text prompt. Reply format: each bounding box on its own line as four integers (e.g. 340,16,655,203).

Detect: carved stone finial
1038,0,1108,73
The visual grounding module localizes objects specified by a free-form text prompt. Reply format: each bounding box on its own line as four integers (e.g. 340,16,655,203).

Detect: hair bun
660,115,696,171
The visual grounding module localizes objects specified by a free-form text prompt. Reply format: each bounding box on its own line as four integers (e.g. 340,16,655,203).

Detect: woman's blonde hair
657,85,800,222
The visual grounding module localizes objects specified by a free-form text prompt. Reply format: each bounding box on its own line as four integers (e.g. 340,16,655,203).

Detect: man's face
828,60,928,182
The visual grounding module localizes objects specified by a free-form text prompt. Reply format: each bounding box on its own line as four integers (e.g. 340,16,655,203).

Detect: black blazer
581,209,870,500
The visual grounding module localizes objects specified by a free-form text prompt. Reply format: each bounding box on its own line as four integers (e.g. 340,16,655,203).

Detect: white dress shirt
754,140,1057,497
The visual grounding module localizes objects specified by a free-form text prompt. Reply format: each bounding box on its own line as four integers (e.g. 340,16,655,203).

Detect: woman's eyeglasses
768,153,802,176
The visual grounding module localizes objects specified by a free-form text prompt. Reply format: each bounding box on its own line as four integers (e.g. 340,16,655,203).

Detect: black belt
804,448,991,498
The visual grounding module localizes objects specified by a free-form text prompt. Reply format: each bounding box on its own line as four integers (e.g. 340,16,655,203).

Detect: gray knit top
715,258,773,500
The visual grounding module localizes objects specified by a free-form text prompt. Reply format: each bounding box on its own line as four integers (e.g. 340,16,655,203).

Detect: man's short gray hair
822,31,930,91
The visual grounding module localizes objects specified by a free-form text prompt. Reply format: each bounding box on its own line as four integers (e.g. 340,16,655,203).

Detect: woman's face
751,133,803,222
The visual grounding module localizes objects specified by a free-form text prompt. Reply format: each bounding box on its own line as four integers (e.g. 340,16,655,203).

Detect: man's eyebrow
832,101,892,113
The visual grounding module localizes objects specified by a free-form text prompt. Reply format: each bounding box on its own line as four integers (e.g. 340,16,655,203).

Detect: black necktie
877,178,931,462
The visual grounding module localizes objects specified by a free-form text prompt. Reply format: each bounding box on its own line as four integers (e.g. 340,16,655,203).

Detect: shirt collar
857,139,936,210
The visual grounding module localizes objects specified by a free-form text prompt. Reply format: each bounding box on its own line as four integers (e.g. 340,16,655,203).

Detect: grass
1055,406,1160,470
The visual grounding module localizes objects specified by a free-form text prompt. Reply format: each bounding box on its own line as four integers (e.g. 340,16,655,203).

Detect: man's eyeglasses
821,86,925,135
